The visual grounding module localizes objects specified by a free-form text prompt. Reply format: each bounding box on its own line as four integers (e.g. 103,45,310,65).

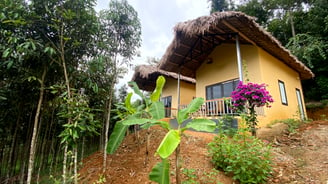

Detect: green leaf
2,48,10,58
6,60,13,69
150,76,166,102
121,118,150,126
156,130,180,159
141,121,169,130
107,122,128,154
185,119,216,132
149,101,165,120
177,97,204,124
177,108,189,125
125,92,135,114
128,81,145,100
149,159,170,184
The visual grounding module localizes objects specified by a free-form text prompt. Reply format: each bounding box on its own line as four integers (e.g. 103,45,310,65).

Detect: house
133,11,314,127
132,65,196,117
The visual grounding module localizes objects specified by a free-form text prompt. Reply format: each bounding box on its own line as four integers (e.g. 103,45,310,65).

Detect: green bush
208,130,272,184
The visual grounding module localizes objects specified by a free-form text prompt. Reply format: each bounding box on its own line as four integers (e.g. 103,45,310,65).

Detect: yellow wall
257,47,306,125
162,77,195,116
195,43,306,127
196,43,261,98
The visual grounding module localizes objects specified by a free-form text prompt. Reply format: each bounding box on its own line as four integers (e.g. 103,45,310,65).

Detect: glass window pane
223,81,233,97
278,81,288,105
212,85,222,99
206,87,212,100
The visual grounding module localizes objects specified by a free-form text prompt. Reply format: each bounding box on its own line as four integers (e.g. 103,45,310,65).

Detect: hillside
78,121,328,184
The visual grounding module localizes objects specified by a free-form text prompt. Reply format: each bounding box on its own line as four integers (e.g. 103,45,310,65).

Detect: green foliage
236,0,272,26
286,33,327,69
273,118,304,133
93,174,107,184
149,158,170,184
182,168,223,184
208,128,272,184
182,168,198,184
57,89,101,148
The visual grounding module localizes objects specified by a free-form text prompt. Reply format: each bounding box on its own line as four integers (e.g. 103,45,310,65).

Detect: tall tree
97,0,141,173
208,0,234,13
236,0,272,26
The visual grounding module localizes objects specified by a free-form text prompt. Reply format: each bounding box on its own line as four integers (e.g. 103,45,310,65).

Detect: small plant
93,174,106,184
218,115,238,137
208,127,272,184
200,169,223,184
275,118,303,133
320,114,327,120
182,168,223,184
182,168,198,184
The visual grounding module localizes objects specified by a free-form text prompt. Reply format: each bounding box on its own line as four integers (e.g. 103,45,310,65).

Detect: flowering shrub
231,82,273,136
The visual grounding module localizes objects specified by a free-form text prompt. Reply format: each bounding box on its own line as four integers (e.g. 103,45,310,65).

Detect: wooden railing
178,98,264,117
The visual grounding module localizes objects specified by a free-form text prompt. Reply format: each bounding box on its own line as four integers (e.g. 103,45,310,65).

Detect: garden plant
231,82,273,136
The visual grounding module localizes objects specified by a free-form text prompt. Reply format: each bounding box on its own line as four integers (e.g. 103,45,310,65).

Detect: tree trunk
144,129,151,165
27,67,47,184
102,80,115,173
81,136,85,162
103,57,118,173
60,22,72,184
62,144,68,184
175,145,181,184
6,110,21,183
289,10,296,38
36,115,50,184
74,146,78,184
20,109,34,184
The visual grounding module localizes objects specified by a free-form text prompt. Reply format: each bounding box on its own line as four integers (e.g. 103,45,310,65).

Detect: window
278,80,288,105
206,79,239,100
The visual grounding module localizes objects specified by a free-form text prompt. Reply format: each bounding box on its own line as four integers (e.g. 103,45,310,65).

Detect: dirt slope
79,121,328,184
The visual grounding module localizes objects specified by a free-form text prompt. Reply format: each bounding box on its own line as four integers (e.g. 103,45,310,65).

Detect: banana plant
107,76,168,155
150,97,217,184
108,75,216,184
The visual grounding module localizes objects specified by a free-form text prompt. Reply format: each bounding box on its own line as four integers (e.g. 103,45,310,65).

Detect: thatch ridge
133,65,196,83
159,11,314,80
132,65,196,91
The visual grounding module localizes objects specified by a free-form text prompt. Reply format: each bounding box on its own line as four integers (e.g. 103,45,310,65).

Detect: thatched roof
158,11,314,80
132,65,196,91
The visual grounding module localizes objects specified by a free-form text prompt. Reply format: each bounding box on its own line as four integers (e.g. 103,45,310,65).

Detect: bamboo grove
0,0,141,183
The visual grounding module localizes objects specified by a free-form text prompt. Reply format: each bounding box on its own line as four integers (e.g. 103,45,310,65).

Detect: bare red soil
79,121,328,184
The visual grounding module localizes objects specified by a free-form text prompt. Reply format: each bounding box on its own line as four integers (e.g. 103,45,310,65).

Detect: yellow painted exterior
162,77,195,117
161,43,307,127
257,47,306,125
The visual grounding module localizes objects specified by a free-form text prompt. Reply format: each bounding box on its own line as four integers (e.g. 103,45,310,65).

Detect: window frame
206,79,239,100
278,80,288,105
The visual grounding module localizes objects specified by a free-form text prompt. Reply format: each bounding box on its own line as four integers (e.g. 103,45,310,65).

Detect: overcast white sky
95,0,209,89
